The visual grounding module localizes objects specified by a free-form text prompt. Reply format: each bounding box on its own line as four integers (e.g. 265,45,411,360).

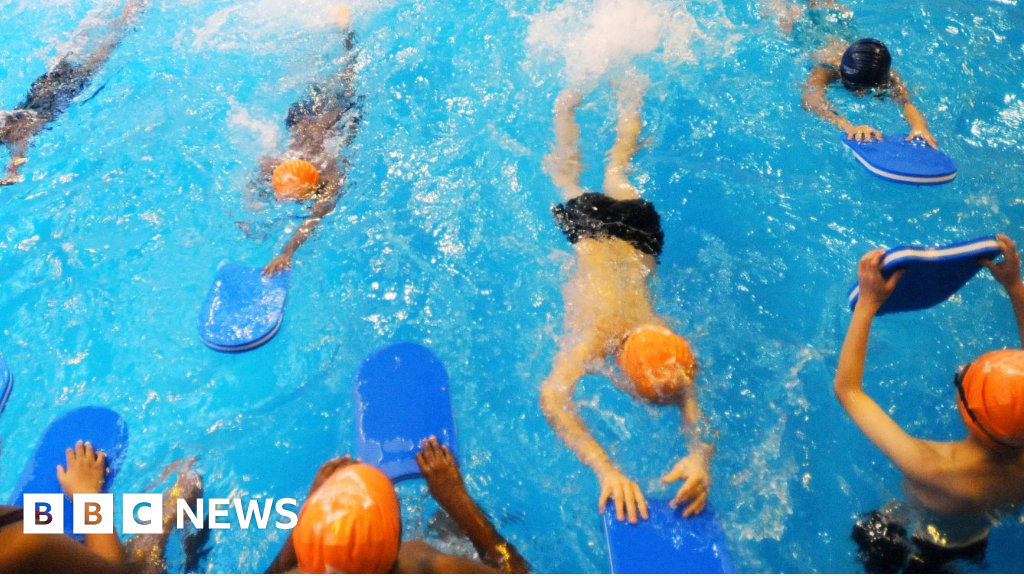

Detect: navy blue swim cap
840,38,892,89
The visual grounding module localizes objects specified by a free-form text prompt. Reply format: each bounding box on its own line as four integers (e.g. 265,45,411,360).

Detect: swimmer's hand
599,468,648,524
906,126,938,149
845,125,882,143
263,254,292,276
57,440,107,499
981,233,1022,290
855,249,905,312
416,436,470,512
661,454,709,518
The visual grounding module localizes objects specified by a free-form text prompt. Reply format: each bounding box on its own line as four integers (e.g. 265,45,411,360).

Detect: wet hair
840,38,892,90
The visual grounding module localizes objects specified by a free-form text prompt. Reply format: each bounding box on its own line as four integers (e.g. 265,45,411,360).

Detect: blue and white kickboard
9,406,128,538
603,499,733,574
842,134,957,185
355,342,458,482
0,353,12,415
849,236,1002,315
198,263,290,352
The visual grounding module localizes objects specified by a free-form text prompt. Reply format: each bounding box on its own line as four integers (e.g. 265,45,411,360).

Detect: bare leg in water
545,78,647,203
544,89,585,201
0,0,144,185
126,459,204,574
602,80,646,201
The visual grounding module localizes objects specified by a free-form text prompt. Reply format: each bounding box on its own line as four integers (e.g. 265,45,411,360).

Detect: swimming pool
1,0,1023,571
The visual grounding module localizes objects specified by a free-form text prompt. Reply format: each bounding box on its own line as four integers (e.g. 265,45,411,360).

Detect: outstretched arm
413,438,530,573
540,345,648,523
890,71,937,149
263,182,341,276
1,143,28,186
660,387,715,517
802,65,882,143
834,251,941,483
981,233,1024,347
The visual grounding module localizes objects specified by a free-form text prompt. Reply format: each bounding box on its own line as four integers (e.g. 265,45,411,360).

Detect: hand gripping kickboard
8,406,128,537
355,342,459,482
842,135,957,185
603,499,733,574
198,263,290,352
0,353,11,415
848,236,1002,315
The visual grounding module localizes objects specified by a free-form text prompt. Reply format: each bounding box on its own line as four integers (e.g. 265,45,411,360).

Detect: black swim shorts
552,192,664,257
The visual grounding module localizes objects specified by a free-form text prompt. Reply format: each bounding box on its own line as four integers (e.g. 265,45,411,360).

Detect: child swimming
0,441,202,573
253,7,362,277
265,437,530,574
539,81,713,525
836,233,1024,571
770,1,938,149
0,0,144,186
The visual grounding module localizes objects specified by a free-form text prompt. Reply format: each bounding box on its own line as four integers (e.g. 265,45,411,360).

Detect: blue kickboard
849,236,1002,315
355,342,459,482
603,499,733,574
842,134,957,185
9,406,128,537
0,353,11,415
198,263,290,352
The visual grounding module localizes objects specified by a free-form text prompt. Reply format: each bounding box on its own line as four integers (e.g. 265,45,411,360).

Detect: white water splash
527,0,709,89
191,0,392,51
226,101,282,154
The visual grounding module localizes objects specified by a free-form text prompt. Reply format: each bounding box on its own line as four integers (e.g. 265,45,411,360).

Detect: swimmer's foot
57,440,107,499
553,88,583,115
330,4,353,30
415,436,471,513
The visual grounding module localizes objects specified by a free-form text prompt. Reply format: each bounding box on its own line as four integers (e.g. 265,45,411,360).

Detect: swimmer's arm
835,256,941,483
681,388,715,460
660,390,714,516
802,66,853,133
0,533,126,573
1,139,29,185
263,189,340,275
83,532,126,568
394,541,501,574
539,347,616,477
264,535,298,574
1009,281,1024,349
890,72,938,149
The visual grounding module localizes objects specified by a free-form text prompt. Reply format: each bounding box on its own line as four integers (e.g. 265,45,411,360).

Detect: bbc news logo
23,494,299,534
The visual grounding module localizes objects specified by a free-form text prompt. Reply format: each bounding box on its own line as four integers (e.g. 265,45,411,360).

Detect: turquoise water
1,0,1023,572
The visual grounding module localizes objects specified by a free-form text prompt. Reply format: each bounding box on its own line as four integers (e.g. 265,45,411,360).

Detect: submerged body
837,234,1024,571
769,0,938,148
0,0,143,185
0,443,202,573
266,438,530,574
539,83,712,525
254,8,362,277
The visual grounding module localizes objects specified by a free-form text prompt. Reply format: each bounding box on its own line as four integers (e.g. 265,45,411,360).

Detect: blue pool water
1,0,1023,572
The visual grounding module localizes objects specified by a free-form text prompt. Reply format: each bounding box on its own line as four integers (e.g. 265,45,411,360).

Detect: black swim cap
840,38,892,89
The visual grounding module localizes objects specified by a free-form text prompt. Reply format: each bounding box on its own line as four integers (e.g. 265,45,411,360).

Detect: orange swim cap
292,463,402,574
272,159,320,201
956,350,1024,449
616,325,697,403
